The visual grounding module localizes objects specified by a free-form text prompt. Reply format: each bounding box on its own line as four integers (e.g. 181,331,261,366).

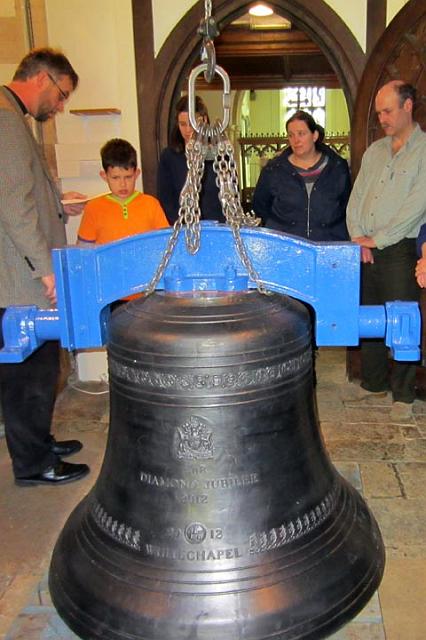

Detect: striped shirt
294,154,328,196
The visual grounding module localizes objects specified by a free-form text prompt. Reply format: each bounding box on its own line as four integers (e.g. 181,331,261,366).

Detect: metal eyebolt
188,63,231,133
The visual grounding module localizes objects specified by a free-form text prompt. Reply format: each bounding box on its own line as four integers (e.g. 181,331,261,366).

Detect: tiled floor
1,348,425,639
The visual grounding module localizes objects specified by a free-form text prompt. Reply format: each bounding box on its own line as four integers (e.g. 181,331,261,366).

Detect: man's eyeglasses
47,72,69,103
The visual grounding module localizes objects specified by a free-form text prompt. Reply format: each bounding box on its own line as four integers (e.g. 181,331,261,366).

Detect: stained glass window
282,86,326,127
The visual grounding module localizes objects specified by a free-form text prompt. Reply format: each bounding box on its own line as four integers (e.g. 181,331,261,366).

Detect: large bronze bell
49,290,384,640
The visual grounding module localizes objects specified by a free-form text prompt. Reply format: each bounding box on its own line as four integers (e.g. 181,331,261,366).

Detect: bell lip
49,558,385,640
48,482,385,640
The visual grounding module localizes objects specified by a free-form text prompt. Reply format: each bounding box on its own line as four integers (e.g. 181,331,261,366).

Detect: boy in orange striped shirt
78,138,169,302
78,138,168,245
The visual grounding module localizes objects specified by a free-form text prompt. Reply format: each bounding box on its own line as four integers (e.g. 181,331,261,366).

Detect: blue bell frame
0,224,420,363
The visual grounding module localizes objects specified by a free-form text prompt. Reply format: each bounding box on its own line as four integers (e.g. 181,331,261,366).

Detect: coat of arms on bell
173,415,214,460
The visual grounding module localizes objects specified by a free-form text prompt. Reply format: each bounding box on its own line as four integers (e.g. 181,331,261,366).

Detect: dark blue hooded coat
252,143,351,241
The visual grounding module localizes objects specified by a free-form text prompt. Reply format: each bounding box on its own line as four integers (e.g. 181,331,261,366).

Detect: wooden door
347,0,426,391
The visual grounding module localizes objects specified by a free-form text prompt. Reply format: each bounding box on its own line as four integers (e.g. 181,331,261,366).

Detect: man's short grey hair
13,47,78,89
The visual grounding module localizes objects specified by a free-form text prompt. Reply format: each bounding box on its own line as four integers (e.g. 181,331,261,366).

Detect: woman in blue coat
157,95,225,225
253,110,351,241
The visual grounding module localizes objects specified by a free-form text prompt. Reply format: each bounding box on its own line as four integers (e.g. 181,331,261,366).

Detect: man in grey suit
0,48,90,485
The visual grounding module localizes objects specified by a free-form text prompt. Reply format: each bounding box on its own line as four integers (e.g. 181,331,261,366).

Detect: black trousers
360,238,420,403
0,308,59,478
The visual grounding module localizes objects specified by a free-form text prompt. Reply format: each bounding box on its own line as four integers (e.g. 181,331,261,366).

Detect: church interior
1,1,426,639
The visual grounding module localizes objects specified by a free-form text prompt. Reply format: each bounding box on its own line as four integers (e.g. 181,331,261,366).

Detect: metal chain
211,125,268,294
146,120,267,295
145,125,208,294
213,129,260,228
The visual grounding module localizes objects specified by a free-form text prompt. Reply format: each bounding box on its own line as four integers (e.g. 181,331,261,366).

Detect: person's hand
41,273,57,306
360,246,374,263
352,235,376,249
352,236,375,263
62,191,87,216
415,257,426,287
62,191,87,201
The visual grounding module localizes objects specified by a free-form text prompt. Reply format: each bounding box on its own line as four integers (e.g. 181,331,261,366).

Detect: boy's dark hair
100,138,138,171
286,110,325,148
13,47,78,89
170,94,210,152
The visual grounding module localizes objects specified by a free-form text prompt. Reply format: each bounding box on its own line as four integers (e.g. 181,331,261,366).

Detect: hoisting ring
201,38,216,83
188,63,231,133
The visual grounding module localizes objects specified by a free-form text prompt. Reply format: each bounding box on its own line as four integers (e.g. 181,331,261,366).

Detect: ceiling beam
214,28,321,57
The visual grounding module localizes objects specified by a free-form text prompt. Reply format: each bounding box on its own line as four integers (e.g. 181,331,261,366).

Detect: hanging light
249,3,274,17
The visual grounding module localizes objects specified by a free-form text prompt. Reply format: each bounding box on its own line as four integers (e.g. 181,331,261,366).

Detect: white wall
0,64,16,83
387,0,411,24
152,0,196,56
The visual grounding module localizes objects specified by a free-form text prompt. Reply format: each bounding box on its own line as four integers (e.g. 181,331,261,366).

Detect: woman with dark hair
252,110,351,241
157,95,225,224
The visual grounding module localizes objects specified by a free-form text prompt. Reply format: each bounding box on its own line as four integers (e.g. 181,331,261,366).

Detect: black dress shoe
15,461,90,486
51,439,83,457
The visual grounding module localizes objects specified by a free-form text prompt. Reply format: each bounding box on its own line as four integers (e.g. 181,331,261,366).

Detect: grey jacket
0,86,66,308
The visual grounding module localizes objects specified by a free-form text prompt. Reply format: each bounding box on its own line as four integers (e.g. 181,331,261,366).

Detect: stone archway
132,0,365,194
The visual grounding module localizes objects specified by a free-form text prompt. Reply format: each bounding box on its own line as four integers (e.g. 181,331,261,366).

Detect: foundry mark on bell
144,543,243,562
